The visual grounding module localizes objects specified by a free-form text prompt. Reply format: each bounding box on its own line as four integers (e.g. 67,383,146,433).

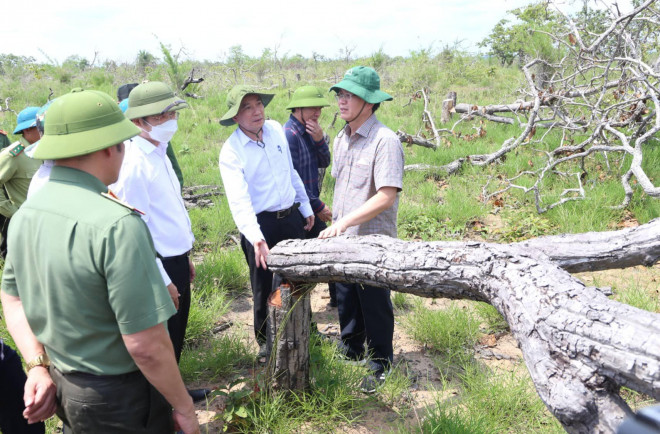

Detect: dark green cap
330,66,393,104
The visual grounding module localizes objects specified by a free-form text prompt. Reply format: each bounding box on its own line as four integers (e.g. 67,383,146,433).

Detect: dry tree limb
268,220,660,433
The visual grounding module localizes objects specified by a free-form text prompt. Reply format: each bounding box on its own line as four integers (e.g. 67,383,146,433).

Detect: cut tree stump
266,282,311,391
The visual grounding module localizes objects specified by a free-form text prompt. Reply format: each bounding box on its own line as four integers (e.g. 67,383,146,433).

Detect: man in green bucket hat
1,88,199,433
319,66,405,393
283,85,337,307
219,85,314,358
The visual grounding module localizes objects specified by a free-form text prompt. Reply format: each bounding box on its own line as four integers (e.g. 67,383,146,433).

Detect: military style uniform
0,137,42,257
0,129,10,149
2,166,176,432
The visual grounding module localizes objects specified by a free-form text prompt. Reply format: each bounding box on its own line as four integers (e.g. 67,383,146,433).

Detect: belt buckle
276,208,287,219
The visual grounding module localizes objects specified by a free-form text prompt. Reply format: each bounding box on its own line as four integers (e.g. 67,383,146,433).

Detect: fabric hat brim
285,97,330,110
219,92,274,126
330,81,393,104
125,97,188,120
32,118,140,160
13,118,37,134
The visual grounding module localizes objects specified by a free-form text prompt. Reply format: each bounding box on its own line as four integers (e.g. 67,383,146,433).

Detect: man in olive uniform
1,89,199,433
0,106,43,257
0,128,10,149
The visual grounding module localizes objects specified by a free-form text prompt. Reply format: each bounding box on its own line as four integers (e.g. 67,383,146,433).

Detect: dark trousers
240,209,305,344
0,215,9,259
0,341,45,434
162,253,191,362
51,367,172,433
305,217,336,303
336,282,394,373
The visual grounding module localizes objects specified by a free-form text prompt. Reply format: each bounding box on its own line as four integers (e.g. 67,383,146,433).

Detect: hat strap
239,125,264,147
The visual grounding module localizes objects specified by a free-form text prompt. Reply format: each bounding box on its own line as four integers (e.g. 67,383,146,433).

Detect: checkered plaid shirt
331,114,404,237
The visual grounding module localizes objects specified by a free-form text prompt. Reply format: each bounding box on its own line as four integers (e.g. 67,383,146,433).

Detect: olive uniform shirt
0,137,42,217
0,130,10,149
1,166,176,375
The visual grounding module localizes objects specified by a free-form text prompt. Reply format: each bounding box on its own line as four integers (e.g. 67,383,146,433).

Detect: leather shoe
188,388,212,403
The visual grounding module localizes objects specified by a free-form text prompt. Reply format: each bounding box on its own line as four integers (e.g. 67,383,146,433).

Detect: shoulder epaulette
0,129,7,136
7,141,25,157
101,190,145,215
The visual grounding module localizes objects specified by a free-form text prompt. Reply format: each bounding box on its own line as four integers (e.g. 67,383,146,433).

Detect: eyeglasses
335,92,353,102
149,111,179,123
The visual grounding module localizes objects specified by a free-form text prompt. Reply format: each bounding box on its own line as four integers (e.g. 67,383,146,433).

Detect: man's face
233,94,265,131
21,126,40,145
143,110,178,129
336,90,366,122
299,106,323,122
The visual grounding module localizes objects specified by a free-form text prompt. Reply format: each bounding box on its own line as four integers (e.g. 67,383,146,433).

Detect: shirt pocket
349,158,372,190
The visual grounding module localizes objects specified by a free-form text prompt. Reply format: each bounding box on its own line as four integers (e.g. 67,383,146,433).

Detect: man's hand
317,205,332,223
167,283,180,310
319,219,347,239
254,240,269,270
305,119,324,143
304,215,315,231
173,405,200,434
188,257,196,282
23,366,57,424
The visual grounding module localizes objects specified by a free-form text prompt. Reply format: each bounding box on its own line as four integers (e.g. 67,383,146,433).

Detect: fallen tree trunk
268,220,660,433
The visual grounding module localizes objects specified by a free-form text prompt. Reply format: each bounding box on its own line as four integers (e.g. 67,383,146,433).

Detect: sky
2,0,635,64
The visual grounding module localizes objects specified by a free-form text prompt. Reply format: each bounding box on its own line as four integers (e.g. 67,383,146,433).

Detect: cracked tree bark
267,218,660,434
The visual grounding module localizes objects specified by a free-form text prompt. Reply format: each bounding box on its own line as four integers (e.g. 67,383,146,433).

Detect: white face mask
145,119,178,143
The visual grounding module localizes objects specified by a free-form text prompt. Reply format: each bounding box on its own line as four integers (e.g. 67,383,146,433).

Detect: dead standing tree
401,0,660,213
267,218,660,433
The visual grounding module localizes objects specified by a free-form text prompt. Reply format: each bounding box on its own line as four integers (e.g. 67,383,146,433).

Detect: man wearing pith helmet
284,85,337,307
219,85,314,358
320,66,404,393
0,106,43,257
0,89,199,433
111,81,197,371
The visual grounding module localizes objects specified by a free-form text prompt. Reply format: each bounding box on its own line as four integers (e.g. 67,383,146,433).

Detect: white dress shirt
219,120,312,245
27,160,54,198
110,135,194,285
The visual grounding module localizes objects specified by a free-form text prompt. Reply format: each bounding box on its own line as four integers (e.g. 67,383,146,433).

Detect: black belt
260,202,300,219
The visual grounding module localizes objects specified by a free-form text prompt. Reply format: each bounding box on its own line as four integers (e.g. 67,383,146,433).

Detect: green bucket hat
124,81,188,120
32,89,140,160
219,85,274,126
285,86,330,110
330,66,393,104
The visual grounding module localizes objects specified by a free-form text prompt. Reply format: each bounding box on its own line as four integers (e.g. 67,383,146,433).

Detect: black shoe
360,370,389,394
188,388,212,403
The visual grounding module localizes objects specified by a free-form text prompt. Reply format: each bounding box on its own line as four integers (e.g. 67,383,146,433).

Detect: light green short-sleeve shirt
2,166,176,375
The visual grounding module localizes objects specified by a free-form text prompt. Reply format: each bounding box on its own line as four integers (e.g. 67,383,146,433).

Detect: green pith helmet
124,81,188,120
330,66,393,104
32,89,140,160
219,85,274,126
285,86,330,110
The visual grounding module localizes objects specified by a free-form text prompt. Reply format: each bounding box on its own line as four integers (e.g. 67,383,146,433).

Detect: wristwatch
26,353,50,371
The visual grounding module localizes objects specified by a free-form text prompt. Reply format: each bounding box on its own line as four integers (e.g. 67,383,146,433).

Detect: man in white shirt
110,82,195,365
219,85,314,356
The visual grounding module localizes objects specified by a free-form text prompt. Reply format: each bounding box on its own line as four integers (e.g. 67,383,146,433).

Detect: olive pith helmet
124,81,188,120
32,89,140,160
330,66,393,104
219,85,274,126
285,86,330,110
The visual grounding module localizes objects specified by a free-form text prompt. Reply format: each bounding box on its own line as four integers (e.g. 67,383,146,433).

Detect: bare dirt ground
190,261,659,433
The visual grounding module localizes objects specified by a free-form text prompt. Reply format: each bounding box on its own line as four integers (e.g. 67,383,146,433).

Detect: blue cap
25,100,56,158
118,99,129,113
13,106,40,134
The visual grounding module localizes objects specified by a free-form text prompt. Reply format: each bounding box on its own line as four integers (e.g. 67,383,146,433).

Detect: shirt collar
342,113,378,139
132,135,167,156
288,114,306,134
49,166,108,194
235,121,271,147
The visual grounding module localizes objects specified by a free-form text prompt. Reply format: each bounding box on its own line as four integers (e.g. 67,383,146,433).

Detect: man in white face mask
109,81,209,402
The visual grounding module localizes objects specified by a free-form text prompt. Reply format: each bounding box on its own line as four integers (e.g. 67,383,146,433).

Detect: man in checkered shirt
320,66,404,393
